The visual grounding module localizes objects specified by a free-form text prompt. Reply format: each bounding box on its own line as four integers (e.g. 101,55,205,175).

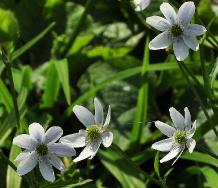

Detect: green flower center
86,125,101,141
36,144,48,156
174,131,187,145
170,24,184,37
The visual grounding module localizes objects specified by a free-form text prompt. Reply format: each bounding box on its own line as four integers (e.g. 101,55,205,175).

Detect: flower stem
178,62,218,138
1,46,20,129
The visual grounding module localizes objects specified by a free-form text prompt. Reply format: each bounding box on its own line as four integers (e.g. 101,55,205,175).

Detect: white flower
151,107,196,164
60,98,113,163
13,123,76,182
146,2,207,61
133,0,151,12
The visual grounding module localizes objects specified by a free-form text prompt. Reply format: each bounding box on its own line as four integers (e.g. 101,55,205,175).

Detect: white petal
13,134,37,149
103,106,111,129
160,146,182,163
160,3,177,24
186,138,196,153
73,105,95,127
73,141,101,162
44,126,63,144
169,107,185,130
29,123,45,142
187,120,197,139
183,35,199,51
151,138,174,152
60,130,86,148
134,0,150,12
146,16,170,32
17,152,38,175
48,143,76,157
173,37,189,61
101,132,113,148
94,98,104,125
39,158,55,182
48,154,65,171
178,1,195,26
184,107,192,130
15,150,34,162
155,121,176,137
149,32,172,50
185,24,207,36
172,146,185,165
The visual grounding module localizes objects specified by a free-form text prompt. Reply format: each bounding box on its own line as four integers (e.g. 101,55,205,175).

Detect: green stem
178,62,218,138
1,47,20,129
60,0,97,58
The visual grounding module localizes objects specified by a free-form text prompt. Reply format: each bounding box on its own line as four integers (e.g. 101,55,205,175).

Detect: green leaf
99,145,146,188
0,79,13,112
64,61,201,118
54,59,71,105
154,152,161,179
181,151,218,167
41,60,60,108
11,22,55,61
200,166,218,187
6,145,21,188
130,35,149,151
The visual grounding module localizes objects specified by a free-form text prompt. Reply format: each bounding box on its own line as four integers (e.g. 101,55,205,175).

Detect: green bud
0,8,19,43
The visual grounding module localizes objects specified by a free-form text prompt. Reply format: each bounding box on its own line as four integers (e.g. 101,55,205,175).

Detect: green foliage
0,0,217,188
0,8,19,43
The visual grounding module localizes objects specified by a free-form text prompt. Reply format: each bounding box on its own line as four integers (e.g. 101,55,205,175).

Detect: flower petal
149,31,172,50
15,150,34,162
103,106,111,129
134,0,150,12
187,120,197,139
48,143,76,157
160,146,182,163
172,146,185,165
39,157,55,182
146,16,170,32
160,3,177,24
184,107,192,130
185,24,207,36
178,1,195,26
101,131,113,148
155,121,176,137
183,35,199,51
73,105,95,127
29,123,45,142
17,151,38,175
169,107,185,130
173,37,189,61
186,138,196,153
60,130,86,148
94,98,104,125
13,134,37,149
73,141,101,162
151,138,174,152
48,154,65,171
44,126,63,144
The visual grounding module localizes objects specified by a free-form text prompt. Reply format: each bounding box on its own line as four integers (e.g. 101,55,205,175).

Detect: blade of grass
63,61,201,119
130,35,149,152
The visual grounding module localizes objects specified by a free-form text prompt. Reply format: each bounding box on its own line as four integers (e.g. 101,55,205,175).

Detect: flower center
36,144,48,156
174,130,187,145
170,24,184,37
86,125,101,141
